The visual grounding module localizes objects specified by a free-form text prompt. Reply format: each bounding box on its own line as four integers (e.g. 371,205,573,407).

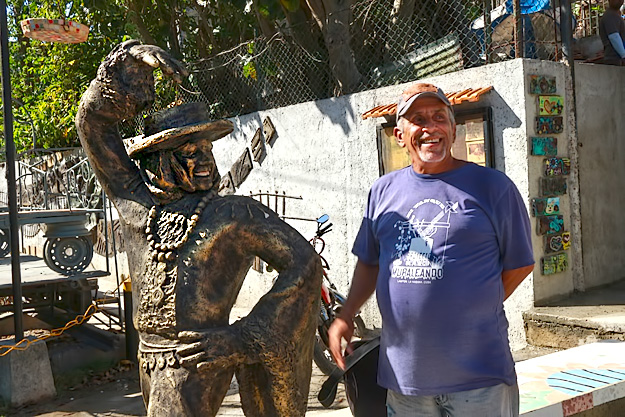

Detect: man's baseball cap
396,83,452,123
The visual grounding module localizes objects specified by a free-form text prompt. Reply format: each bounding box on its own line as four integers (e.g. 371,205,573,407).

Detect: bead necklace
145,190,215,262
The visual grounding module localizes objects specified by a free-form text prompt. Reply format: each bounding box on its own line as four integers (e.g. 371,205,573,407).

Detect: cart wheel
43,236,93,276
0,229,9,257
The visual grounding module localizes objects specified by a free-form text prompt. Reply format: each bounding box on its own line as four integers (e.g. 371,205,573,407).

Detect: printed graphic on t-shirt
391,198,458,284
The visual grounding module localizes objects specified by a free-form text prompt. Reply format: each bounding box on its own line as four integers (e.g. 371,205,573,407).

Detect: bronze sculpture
76,40,322,417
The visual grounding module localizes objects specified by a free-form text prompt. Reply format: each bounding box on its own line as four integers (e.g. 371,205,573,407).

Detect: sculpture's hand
124,41,189,83
91,40,189,121
177,329,251,371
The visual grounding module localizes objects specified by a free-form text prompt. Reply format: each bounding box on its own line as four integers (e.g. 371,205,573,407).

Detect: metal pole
0,0,24,342
513,0,524,58
484,0,492,64
561,0,575,66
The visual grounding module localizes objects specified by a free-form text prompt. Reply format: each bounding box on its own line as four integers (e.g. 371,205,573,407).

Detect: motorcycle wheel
314,314,367,376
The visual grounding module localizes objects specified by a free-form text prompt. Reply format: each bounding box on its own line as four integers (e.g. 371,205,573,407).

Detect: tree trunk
125,0,158,46
253,0,278,38
387,0,416,57
304,0,362,94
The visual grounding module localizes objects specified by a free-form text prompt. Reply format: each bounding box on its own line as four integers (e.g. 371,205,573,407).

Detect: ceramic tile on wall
540,177,567,197
541,253,568,275
531,197,560,217
537,215,564,235
544,158,571,176
529,75,557,95
536,117,564,135
544,232,571,254
531,137,558,156
538,96,564,116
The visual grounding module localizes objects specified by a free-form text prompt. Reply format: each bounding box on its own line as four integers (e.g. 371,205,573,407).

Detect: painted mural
531,137,558,156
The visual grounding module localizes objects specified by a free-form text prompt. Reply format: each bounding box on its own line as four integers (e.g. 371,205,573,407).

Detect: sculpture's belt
139,339,180,372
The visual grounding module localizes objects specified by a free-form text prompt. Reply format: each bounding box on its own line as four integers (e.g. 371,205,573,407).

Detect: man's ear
394,126,406,148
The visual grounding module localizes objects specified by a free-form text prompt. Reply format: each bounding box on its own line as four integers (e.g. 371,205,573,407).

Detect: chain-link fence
120,0,609,137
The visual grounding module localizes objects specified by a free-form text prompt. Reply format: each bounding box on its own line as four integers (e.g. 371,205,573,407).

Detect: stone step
524,305,625,349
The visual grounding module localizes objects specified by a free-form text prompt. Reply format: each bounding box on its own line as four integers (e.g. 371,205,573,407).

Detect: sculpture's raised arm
76,40,188,218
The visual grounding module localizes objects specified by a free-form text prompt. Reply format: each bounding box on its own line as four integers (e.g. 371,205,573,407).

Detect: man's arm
502,264,534,300
328,259,379,370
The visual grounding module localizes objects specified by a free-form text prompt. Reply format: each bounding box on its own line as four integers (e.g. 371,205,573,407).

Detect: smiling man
328,83,535,417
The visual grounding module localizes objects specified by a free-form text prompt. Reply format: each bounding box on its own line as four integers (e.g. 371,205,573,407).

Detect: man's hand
177,328,250,371
327,316,355,370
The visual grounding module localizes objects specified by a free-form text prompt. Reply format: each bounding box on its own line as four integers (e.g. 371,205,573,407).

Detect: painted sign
536,116,564,135
538,96,564,116
531,197,560,217
529,75,557,94
540,177,567,197
544,232,571,254
544,157,571,176
537,214,564,235
531,137,557,156
542,253,568,275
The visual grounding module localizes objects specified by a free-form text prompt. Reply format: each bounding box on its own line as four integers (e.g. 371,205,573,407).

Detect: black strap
317,336,381,408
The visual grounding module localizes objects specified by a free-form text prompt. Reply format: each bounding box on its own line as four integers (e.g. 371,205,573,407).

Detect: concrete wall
574,63,625,289
213,59,537,349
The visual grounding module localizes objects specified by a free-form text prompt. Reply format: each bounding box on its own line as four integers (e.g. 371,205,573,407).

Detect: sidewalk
9,362,351,417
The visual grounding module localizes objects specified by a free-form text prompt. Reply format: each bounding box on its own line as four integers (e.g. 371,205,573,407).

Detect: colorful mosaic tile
531,137,557,156
517,342,625,415
542,252,568,275
537,215,564,235
540,177,567,197
544,232,571,253
529,75,557,94
545,157,571,176
531,197,560,217
536,116,564,135
562,392,593,416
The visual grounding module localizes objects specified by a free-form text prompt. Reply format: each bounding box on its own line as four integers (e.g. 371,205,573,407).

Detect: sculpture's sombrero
125,102,233,158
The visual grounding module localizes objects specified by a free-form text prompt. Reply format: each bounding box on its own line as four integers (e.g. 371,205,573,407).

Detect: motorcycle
311,214,368,375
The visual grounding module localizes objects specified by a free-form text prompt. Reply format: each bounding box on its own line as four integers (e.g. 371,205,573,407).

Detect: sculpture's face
174,139,220,191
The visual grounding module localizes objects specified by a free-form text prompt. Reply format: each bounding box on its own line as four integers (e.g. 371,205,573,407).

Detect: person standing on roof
599,0,625,65
328,83,534,416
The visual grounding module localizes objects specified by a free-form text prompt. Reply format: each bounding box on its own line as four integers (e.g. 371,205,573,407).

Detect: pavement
7,362,352,417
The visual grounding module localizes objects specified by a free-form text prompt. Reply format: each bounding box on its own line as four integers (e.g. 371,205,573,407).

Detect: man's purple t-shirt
352,162,534,396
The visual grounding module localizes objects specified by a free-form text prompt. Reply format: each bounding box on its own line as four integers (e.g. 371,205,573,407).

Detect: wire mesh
119,0,579,138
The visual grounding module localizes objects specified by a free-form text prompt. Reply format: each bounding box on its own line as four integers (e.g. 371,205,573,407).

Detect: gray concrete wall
574,63,625,290
213,59,536,349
